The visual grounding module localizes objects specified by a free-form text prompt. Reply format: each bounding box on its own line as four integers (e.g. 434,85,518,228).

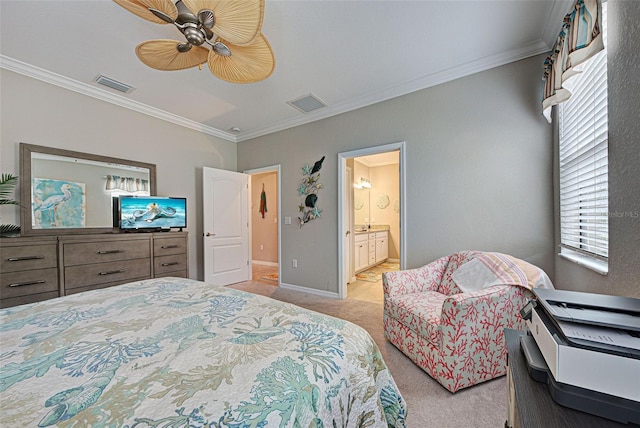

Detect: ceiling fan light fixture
212,41,231,57
114,0,275,83
198,9,215,28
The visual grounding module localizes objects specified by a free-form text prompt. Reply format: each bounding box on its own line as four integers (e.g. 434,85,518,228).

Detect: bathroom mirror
20,143,156,236
354,185,370,228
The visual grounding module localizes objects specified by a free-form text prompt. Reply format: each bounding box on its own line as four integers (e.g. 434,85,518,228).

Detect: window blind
558,2,608,260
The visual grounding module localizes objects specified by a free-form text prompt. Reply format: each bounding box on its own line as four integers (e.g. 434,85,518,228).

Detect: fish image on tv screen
119,196,186,230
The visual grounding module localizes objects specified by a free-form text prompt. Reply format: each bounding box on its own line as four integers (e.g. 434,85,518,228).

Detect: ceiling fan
113,0,275,83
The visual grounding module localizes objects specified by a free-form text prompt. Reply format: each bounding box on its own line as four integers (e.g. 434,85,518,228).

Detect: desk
504,329,628,428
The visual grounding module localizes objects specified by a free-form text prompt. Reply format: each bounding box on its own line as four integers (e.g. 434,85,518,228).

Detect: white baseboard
252,260,278,267
279,282,340,299
387,258,400,263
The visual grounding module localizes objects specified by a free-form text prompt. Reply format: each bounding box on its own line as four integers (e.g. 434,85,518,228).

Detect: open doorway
338,142,406,300
245,165,281,287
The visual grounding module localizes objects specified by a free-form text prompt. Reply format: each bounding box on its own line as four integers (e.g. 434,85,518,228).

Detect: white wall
238,54,554,295
0,69,237,279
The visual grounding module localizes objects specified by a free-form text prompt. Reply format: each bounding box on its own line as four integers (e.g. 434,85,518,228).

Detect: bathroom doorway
338,142,406,300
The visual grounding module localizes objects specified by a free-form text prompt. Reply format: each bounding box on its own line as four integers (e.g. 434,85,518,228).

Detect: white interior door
203,167,249,285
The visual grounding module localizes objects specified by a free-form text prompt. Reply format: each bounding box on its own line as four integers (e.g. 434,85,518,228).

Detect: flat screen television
116,196,187,231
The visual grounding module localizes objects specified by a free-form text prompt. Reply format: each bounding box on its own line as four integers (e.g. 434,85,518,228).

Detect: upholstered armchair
382,250,553,393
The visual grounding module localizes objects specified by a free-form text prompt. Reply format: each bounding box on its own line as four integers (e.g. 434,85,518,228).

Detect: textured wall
0,70,237,279
238,54,554,294
553,1,640,298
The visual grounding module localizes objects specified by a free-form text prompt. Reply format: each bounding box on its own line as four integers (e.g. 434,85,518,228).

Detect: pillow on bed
452,252,553,293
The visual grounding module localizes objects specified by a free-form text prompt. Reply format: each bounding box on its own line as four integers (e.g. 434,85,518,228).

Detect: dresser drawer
1,291,59,309
154,270,188,279
64,259,151,290
63,239,150,266
0,268,59,300
154,236,187,256
154,254,188,276
1,244,57,273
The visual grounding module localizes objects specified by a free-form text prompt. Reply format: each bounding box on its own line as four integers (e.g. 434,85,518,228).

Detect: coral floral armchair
382,250,553,393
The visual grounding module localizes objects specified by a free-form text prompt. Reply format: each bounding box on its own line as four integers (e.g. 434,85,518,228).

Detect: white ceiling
0,0,570,143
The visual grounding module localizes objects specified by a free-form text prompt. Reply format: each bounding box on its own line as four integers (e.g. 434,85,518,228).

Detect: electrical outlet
292,259,297,268
274,217,278,223
284,216,292,225
260,244,264,251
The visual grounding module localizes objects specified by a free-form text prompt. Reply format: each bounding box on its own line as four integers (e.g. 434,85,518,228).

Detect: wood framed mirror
19,143,157,236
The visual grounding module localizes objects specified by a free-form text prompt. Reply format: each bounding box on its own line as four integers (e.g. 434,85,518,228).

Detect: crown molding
1,35,550,145
236,39,550,142
542,0,574,48
0,55,238,143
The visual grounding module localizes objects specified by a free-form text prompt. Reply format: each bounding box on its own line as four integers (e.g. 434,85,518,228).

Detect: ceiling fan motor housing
182,25,205,46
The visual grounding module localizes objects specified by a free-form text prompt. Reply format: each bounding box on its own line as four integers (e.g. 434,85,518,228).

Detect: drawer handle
161,262,180,267
97,250,122,255
161,245,179,249
98,269,125,276
9,280,46,288
7,256,45,262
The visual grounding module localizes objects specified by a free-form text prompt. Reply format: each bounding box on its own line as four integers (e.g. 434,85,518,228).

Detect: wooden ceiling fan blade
183,0,264,46
136,40,209,71
113,0,177,25
207,34,275,83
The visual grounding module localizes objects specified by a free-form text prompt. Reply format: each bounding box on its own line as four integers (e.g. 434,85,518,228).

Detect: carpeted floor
229,280,507,427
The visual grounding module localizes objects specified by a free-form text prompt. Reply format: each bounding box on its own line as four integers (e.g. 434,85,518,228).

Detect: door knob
205,232,216,237
345,230,351,236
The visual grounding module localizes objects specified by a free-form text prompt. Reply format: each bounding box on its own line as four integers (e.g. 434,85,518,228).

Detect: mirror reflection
20,143,156,235
354,179,370,230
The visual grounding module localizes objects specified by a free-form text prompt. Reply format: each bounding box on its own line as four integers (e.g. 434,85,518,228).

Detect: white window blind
558,2,608,261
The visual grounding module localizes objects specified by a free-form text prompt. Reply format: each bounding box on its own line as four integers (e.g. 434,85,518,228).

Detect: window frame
557,1,609,274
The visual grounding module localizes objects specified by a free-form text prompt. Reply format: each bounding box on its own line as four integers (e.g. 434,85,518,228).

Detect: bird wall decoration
298,156,325,227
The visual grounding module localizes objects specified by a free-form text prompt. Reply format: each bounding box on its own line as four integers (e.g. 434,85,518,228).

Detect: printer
519,288,640,424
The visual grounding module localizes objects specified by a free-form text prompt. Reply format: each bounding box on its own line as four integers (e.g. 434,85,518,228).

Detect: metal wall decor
297,156,324,227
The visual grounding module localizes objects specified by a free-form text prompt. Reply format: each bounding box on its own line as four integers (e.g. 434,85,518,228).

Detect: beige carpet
229,281,507,427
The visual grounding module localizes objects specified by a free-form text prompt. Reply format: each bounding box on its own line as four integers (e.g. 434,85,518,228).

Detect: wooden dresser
0,236,60,307
1,232,188,308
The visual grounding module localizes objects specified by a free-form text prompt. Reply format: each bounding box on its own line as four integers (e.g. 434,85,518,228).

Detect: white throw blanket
452,252,554,293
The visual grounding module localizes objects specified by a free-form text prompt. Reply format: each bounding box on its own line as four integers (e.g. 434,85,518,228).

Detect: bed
0,277,407,427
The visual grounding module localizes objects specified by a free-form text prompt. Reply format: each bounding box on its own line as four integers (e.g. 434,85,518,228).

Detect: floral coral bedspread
0,277,406,427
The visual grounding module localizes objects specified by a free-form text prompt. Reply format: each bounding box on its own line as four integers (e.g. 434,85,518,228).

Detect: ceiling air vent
94,75,136,94
287,93,327,114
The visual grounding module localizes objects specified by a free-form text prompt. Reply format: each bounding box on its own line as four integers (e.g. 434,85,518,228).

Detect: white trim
559,248,608,275
251,260,278,267
279,282,340,299
2,35,549,143
236,40,550,141
244,165,282,288
0,55,237,142
338,141,407,299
